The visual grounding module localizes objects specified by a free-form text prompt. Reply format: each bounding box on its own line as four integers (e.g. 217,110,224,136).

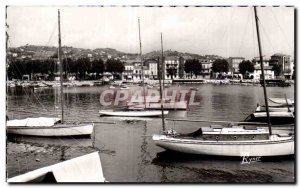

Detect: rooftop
271,53,291,57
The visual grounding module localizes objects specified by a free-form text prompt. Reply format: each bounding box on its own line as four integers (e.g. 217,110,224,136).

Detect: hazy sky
6,6,294,59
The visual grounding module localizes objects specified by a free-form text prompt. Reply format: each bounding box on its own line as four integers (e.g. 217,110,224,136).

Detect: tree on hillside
192,60,202,77
184,59,193,78
184,59,202,78
166,65,177,79
91,59,105,79
62,58,74,79
178,56,185,79
239,60,254,78
44,59,56,80
7,59,24,80
272,64,281,76
76,57,90,80
106,59,125,79
212,59,229,73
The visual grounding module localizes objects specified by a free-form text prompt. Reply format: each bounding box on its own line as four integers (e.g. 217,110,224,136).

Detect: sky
6,6,294,59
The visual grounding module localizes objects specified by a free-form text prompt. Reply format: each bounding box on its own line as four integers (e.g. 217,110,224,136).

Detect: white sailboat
153,127,293,157
152,7,294,157
129,34,188,111
99,109,168,117
7,152,106,182
244,111,294,126
269,97,294,105
7,10,94,137
257,96,294,112
129,101,188,110
255,105,294,113
129,96,188,110
99,18,169,117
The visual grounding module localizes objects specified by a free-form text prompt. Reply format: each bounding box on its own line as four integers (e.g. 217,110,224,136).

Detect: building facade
228,57,245,75
270,53,292,79
164,56,179,80
123,59,159,81
200,59,212,79
123,61,135,81
250,59,275,80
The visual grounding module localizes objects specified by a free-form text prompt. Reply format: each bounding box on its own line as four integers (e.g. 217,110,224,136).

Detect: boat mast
138,18,147,108
254,7,271,135
58,9,64,123
284,94,291,112
160,33,165,89
159,33,165,131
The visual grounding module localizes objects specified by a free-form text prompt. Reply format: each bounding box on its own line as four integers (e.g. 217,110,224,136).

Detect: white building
270,53,292,79
228,57,245,75
200,59,212,79
144,59,159,79
123,61,134,81
164,56,179,80
251,60,274,80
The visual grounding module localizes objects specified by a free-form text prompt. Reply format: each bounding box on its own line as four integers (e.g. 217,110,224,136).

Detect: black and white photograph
4,4,295,183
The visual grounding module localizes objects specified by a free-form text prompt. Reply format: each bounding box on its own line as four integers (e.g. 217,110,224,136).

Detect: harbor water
6,84,295,182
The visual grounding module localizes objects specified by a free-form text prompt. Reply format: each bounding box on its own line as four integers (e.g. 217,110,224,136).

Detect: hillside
8,45,224,61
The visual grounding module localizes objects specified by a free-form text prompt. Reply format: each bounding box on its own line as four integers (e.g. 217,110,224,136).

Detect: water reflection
152,151,294,183
6,84,295,182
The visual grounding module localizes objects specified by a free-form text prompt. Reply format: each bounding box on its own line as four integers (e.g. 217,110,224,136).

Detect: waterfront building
123,61,135,81
250,59,274,80
228,57,245,76
145,59,158,80
199,59,212,79
164,56,179,80
122,58,159,81
270,53,292,79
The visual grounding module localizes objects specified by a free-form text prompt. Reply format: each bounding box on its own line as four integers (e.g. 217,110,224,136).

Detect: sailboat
7,10,94,137
268,97,294,105
256,96,294,112
152,7,294,157
129,33,188,111
8,151,106,182
99,18,168,117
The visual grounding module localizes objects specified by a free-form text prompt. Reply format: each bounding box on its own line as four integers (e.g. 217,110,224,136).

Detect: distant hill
8,45,224,61
143,50,224,60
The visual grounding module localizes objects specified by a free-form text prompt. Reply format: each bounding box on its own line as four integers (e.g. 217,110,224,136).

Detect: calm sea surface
6,84,295,182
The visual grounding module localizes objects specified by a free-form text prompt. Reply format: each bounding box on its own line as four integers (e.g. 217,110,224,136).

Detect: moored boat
7,117,93,137
151,7,295,157
152,126,294,157
244,111,294,126
120,85,129,90
269,97,294,105
190,87,198,91
7,152,106,182
6,10,94,138
130,101,187,110
99,109,168,117
256,105,294,113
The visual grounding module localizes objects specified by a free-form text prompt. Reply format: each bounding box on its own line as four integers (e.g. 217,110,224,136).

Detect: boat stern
152,134,165,140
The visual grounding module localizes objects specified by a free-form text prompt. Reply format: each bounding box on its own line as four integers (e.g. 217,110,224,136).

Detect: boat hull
7,124,93,137
130,102,187,110
153,135,294,157
269,98,294,105
256,106,294,112
8,152,105,182
99,110,168,117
